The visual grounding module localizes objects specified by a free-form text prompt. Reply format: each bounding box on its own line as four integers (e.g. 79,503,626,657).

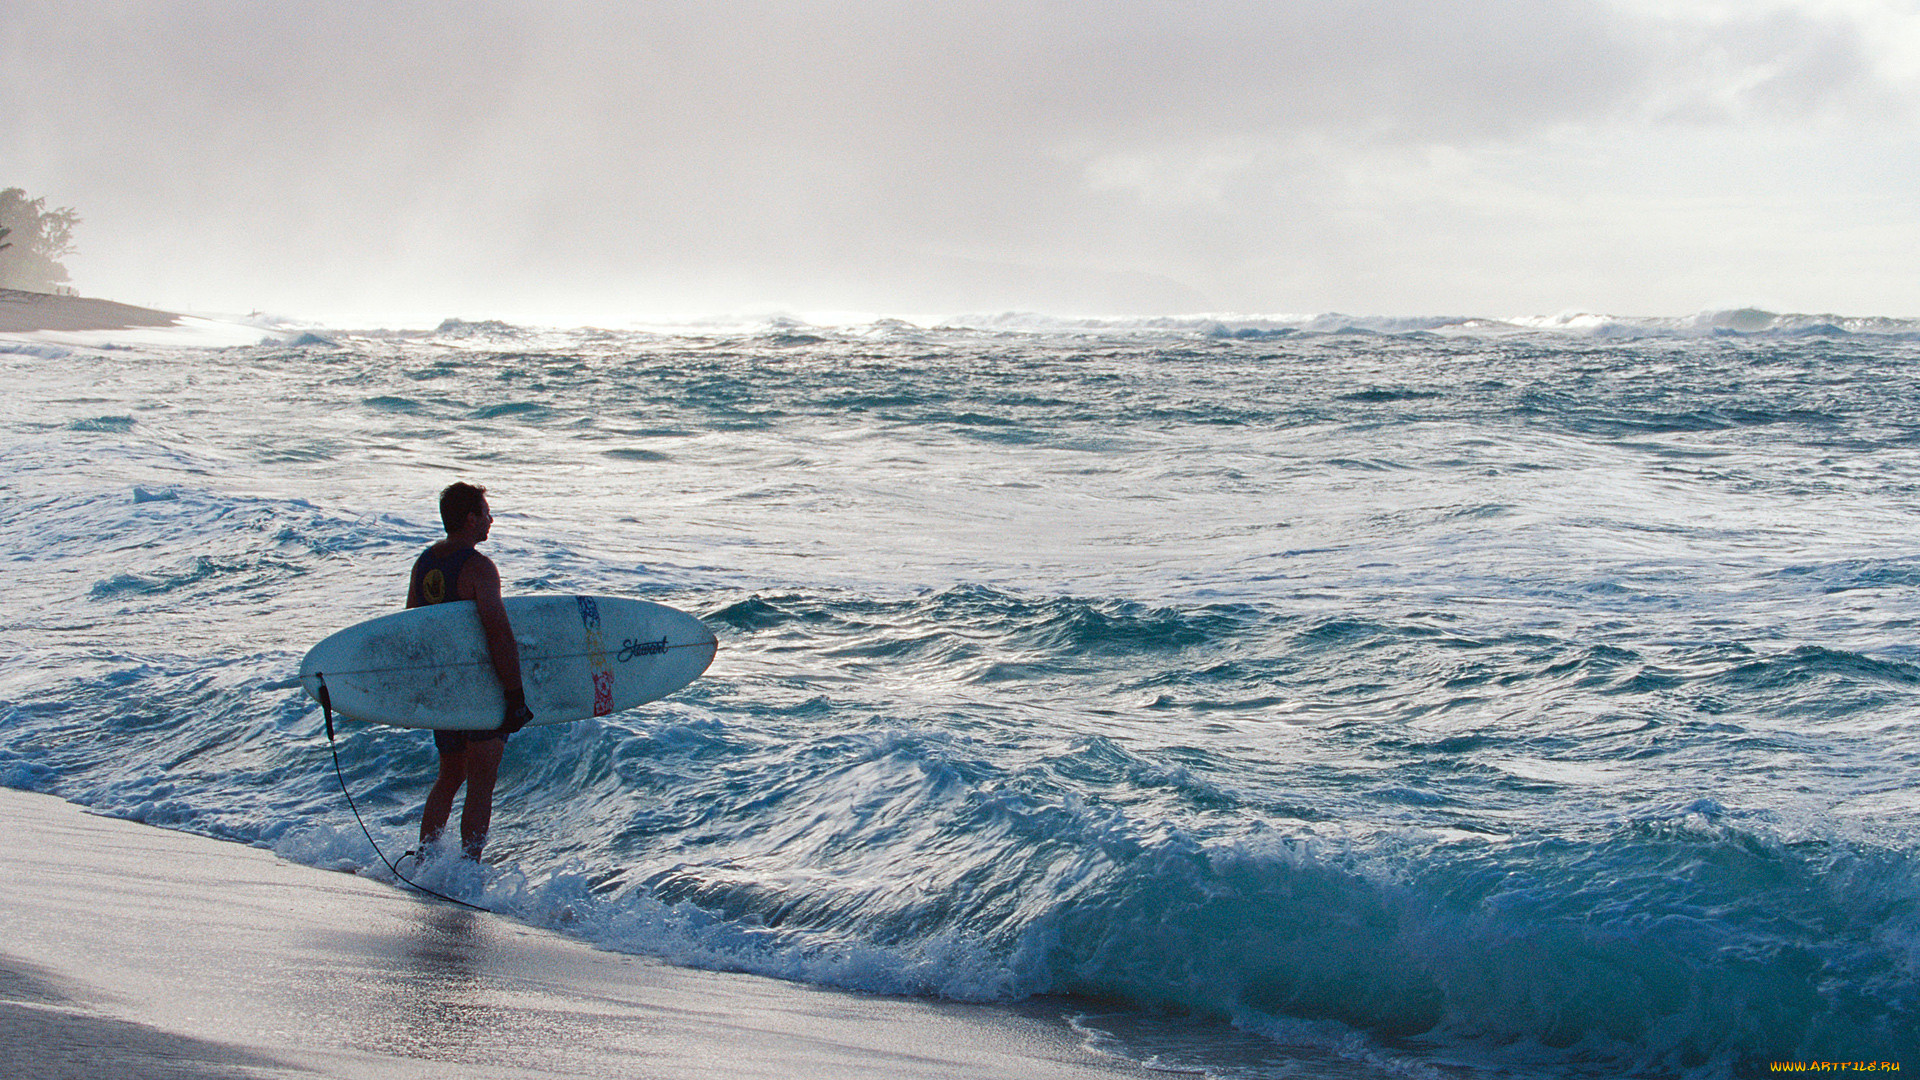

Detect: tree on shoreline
0,188,81,293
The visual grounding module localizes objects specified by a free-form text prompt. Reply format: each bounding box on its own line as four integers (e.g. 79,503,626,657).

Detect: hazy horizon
7,1,1919,325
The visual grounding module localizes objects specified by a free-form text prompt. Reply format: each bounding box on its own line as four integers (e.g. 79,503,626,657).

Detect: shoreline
0,786,1152,1079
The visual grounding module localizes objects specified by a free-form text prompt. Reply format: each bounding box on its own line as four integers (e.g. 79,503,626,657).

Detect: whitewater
1,310,1915,1077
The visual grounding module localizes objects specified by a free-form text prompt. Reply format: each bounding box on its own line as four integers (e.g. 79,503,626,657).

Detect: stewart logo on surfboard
618,637,669,661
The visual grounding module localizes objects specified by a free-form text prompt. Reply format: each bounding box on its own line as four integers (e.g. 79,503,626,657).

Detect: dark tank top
410,545,477,606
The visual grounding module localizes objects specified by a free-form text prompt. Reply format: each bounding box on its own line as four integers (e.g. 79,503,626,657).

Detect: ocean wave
265,743,1920,1077
66,414,136,433
0,340,76,360
433,317,528,338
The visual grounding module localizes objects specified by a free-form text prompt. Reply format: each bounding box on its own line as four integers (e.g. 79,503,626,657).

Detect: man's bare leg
420,743,469,847
459,736,506,860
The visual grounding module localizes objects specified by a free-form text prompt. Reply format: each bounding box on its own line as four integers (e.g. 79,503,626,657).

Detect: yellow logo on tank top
423,568,447,604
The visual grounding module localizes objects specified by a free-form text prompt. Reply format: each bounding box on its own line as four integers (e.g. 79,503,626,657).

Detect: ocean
2,309,1915,1077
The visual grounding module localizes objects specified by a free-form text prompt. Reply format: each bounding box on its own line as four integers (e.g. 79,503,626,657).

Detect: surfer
407,482,533,861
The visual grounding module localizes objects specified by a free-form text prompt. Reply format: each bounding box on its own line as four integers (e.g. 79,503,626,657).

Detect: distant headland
0,288,181,334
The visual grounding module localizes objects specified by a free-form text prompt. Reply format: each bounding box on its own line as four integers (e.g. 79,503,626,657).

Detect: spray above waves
20,305,1906,349
363,307,1881,345
923,307,1920,340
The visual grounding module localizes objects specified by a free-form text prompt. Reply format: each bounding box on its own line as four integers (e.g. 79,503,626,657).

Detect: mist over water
17,1,1920,319
2,314,1917,1077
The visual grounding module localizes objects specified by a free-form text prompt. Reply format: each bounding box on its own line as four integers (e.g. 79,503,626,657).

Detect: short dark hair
439,482,488,534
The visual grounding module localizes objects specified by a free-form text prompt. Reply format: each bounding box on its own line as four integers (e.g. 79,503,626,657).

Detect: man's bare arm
462,554,523,697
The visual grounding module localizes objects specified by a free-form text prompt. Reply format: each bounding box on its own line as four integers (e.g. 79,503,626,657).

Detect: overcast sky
5,0,1918,323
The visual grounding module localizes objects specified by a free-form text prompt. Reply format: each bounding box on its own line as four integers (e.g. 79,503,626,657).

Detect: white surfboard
300,595,717,730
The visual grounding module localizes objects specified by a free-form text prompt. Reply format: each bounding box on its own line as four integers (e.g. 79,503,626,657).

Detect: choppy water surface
2,315,1917,1077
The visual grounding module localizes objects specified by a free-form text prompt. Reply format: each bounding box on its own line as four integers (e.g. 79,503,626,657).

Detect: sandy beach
0,787,1151,1080
0,289,180,333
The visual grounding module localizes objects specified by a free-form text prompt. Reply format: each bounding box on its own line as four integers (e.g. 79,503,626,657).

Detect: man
407,482,533,861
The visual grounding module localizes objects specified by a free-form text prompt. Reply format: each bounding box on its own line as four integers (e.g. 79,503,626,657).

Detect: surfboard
300,595,717,730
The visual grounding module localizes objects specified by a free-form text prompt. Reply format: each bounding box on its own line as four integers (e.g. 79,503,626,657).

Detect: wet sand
0,787,1149,1079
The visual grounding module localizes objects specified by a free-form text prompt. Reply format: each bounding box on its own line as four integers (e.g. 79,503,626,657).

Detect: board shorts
435,728,508,753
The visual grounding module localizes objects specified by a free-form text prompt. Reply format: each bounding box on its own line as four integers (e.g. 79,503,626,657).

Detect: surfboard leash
314,673,491,914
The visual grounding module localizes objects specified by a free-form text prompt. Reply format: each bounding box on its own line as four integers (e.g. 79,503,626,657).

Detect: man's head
439,482,491,539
